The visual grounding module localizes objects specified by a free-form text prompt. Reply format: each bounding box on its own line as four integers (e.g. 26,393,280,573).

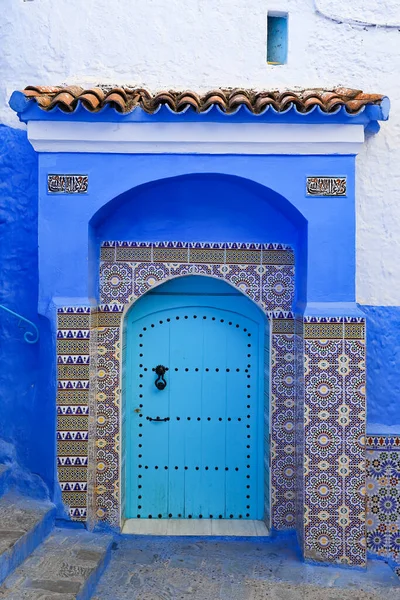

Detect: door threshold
122,519,269,537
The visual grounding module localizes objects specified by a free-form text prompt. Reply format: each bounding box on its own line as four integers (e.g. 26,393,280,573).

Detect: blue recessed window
267,13,288,65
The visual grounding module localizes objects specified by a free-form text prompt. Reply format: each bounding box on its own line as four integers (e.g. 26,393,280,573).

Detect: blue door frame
123,276,269,522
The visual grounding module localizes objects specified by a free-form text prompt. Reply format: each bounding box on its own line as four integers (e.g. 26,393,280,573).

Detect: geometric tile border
56,306,90,521
302,316,366,566
99,241,295,313
92,305,122,526
366,435,400,565
295,316,305,550
271,317,296,529
366,435,400,451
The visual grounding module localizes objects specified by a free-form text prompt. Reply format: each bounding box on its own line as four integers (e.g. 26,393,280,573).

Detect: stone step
0,527,113,600
0,493,56,585
0,466,11,499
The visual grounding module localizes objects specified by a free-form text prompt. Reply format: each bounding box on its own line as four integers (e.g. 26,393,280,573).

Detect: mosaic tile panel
303,316,366,566
94,306,123,525
263,319,271,527
366,436,400,564
294,316,305,550
56,307,91,521
100,241,295,313
270,318,296,530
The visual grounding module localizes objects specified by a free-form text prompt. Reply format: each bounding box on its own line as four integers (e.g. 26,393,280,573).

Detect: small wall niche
267,12,288,65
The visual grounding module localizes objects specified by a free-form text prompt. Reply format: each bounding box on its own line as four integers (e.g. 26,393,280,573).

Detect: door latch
152,365,168,390
146,416,170,422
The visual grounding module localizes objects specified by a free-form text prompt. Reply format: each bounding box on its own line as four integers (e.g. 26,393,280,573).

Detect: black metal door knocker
153,365,168,390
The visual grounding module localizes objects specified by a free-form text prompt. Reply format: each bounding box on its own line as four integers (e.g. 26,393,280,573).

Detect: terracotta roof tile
17,86,386,115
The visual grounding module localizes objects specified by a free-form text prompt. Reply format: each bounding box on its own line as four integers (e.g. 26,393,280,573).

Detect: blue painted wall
361,305,400,432
2,122,399,507
91,173,306,304
37,152,354,309
0,125,54,495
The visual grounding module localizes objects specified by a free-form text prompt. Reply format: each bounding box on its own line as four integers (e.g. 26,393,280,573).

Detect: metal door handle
146,416,170,422
152,365,168,390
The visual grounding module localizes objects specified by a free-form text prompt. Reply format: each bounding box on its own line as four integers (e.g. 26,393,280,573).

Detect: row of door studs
137,465,251,470
137,473,252,478
138,423,252,428
135,513,251,519
137,433,252,438
138,416,252,421
139,366,252,372
140,317,253,330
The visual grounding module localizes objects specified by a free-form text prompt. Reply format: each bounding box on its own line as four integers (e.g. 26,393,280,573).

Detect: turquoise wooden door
124,277,266,520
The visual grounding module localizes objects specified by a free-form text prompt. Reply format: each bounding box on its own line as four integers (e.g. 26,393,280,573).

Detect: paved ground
0,528,112,599
93,534,400,600
0,492,52,561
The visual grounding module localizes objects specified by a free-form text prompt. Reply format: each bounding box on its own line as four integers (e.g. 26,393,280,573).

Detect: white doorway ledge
122,518,270,536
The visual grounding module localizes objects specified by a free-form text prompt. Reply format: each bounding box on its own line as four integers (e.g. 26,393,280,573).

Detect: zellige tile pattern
56,307,91,521
303,316,366,566
366,436,400,564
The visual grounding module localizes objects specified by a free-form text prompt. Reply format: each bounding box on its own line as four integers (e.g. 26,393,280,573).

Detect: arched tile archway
88,241,297,530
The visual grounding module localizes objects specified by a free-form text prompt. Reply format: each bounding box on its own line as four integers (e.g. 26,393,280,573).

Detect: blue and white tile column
56,306,91,521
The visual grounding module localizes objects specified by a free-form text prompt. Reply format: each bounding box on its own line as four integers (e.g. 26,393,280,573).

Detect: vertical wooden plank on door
201,308,227,519
124,316,131,517
251,320,264,519
126,313,148,518
176,310,204,518
121,318,128,521
250,321,263,519
137,315,170,518
262,319,270,522
225,313,246,519
226,315,259,519
168,310,192,519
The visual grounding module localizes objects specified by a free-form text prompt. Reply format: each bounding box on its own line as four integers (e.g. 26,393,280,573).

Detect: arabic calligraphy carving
48,174,88,194
306,177,346,197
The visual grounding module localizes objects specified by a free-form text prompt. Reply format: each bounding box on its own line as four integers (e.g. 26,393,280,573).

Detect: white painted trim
122,518,269,536
28,121,365,155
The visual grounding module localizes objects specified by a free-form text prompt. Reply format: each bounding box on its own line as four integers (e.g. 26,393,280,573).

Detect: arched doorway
122,275,269,531
87,173,304,531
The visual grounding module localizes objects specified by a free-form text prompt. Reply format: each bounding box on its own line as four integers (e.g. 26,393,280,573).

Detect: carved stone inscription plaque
48,174,88,194
306,177,347,197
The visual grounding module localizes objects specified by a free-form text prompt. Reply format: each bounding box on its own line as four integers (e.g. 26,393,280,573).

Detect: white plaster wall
1,0,399,305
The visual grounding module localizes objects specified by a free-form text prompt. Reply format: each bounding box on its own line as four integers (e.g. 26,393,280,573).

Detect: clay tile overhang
9,85,389,121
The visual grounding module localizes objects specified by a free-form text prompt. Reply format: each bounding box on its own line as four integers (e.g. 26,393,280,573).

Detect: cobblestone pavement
93,534,400,600
0,528,112,599
0,493,53,560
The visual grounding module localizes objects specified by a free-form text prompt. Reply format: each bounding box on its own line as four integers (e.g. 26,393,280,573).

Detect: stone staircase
0,462,113,599
0,466,11,499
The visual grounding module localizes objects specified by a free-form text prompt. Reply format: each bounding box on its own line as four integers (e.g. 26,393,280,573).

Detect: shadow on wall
0,125,53,497
361,305,400,431
89,172,308,306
